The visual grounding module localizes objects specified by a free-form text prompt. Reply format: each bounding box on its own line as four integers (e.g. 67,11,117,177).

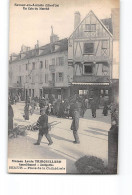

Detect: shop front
70,82,111,108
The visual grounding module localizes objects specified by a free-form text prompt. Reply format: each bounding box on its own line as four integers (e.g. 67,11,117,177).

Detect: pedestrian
110,103,119,126
8,102,14,131
14,95,18,104
56,99,61,116
24,103,29,120
58,101,65,118
39,97,45,114
69,102,74,118
81,99,86,117
91,99,96,118
71,109,80,144
103,102,109,116
30,99,35,115
34,108,53,146
85,98,89,109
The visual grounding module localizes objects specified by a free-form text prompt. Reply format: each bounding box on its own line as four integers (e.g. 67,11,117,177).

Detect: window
102,41,108,49
40,61,43,69
56,57,64,66
45,60,48,69
84,65,93,74
84,43,94,54
79,90,88,95
57,72,64,82
105,90,108,95
85,24,96,31
58,57,64,66
100,89,104,95
52,58,55,65
32,62,35,70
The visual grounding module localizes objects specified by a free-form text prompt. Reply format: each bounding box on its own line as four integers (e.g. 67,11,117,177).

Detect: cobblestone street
8,102,111,173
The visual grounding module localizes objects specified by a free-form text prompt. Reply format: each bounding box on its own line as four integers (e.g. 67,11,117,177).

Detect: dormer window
85,24,96,31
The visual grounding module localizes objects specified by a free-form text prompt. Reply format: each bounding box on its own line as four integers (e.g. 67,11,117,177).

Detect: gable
69,11,112,40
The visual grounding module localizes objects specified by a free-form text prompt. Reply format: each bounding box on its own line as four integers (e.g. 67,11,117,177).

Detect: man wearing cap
70,100,80,144
34,108,53,146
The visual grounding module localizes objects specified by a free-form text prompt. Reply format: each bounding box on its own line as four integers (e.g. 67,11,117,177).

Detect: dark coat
91,100,96,112
24,104,29,120
8,104,14,130
37,114,48,135
71,111,79,131
58,103,64,117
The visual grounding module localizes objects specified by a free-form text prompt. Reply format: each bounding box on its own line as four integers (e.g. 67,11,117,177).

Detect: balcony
49,65,55,72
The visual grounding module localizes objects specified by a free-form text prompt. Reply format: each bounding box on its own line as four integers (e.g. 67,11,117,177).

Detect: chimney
35,40,39,49
111,8,119,40
50,26,59,43
74,11,81,29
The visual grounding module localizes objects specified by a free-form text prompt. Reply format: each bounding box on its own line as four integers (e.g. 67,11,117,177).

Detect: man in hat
70,100,80,144
34,108,53,145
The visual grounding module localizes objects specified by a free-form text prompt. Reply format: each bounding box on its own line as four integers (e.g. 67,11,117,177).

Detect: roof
69,10,113,39
101,18,113,34
10,38,68,63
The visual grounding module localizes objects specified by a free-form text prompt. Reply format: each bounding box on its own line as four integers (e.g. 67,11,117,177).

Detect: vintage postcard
8,0,119,174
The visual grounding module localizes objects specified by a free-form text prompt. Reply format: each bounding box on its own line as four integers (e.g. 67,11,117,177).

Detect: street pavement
8,102,111,173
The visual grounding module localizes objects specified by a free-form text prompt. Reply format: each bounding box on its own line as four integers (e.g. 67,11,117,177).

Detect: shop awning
72,82,109,86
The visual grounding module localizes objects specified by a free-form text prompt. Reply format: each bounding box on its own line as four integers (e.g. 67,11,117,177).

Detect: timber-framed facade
68,11,113,106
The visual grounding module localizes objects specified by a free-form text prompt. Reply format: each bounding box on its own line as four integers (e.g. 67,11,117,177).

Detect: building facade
9,36,71,100
111,8,119,104
68,11,113,106
9,10,116,104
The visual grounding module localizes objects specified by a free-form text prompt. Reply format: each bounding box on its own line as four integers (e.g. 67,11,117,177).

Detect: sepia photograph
8,0,119,174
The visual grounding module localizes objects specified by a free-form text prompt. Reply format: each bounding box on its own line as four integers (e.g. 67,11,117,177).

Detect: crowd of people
9,93,21,105
8,93,118,145
23,95,98,121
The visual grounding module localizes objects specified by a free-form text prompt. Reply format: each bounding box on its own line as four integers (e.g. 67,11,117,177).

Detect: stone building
9,30,70,100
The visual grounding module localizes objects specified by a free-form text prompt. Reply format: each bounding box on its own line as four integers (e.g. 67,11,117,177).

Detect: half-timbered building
68,11,113,106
